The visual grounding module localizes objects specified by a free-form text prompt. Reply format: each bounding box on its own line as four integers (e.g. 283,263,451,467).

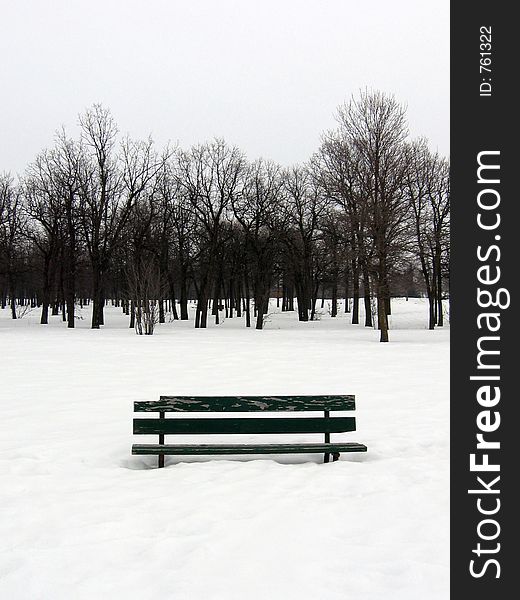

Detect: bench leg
324,410,330,463
332,452,340,462
158,411,165,468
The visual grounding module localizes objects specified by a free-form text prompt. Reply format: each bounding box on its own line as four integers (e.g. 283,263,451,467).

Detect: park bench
132,395,367,468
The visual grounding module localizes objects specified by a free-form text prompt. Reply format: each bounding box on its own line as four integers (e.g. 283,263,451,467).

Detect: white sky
1,0,449,173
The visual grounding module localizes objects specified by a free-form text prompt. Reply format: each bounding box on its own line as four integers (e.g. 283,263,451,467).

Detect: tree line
0,91,449,341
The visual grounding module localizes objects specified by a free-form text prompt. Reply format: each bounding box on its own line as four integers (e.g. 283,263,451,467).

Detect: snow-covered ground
0,299,449,600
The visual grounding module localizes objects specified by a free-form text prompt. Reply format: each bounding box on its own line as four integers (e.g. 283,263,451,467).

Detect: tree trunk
40,300,49,325
178,268,188,320
60,261,67,322
9,275,16,319
377,294,389,342
228,279,234,319
331,270,338,317
65,284,75,328
255,293,267,330
65,191,77,328
310,279,319,321
235,280,242,318
362,265,372,327
295,275,310,322
351,244,360,324
244,273,251,328
99,294,105,326
158,299,165,324
129,299,135,328
288,291,294,311
213,274,222,325
436,245,444,326
91,264,103,329
428,292,436,330
376,255,390,342
344,266,351,315
40,254,52,325
195,265,212,328
171,291,179,321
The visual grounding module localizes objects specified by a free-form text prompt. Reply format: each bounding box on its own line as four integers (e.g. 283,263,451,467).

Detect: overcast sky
1,0,449,173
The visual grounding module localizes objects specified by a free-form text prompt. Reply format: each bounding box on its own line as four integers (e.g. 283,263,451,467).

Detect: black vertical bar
324,410,330,463
158,411,165,468
451,2,515,597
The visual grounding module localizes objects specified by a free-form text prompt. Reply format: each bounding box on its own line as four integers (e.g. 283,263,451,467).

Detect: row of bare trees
0,91,449,340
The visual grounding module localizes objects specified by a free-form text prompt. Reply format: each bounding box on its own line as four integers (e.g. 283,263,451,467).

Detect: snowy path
0,300,449,599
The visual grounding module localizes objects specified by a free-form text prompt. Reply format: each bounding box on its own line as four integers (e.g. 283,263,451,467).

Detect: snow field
0,299,449,599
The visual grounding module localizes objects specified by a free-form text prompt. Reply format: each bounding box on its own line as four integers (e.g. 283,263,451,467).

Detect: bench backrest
133,395,357,436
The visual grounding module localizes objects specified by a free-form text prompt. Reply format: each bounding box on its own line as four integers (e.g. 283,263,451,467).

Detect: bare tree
318,208,350,318
232,159,282,329
77,105,121,329
281,166,328,322
154,158,195,321
0,174,25,319
51,131,83,328
78,105,164,328
177,139,246,328
1,96,449,336
428,155,450,326
406,139,450,329
24,154,63,324
126,252,164,335
314,132,373,326
24,134,83,327
337,91,410,341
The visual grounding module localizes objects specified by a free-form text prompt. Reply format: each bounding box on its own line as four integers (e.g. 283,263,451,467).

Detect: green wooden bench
132,395,367,468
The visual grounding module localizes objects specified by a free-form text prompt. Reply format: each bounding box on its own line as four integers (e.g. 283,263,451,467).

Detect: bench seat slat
134,416,356,435
134,395,355,413
132,442,368,455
